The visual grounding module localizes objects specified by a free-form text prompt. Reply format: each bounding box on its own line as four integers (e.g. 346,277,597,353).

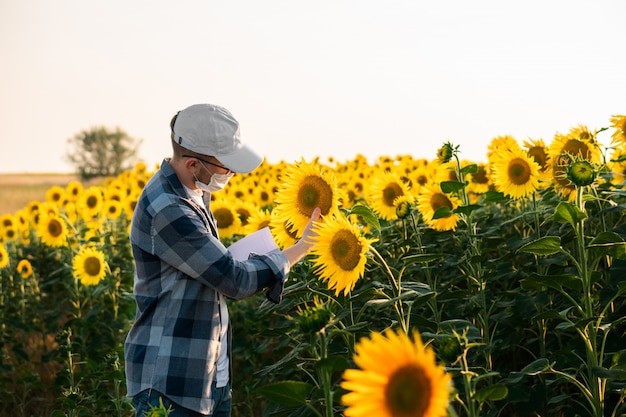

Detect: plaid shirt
124,159,289,414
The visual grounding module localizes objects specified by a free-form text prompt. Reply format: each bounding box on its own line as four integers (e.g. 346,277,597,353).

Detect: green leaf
553,202,587,228
484,190,507,203
520,273,582,292
591,366,626,380
440,181,465,193
461,163,478,175
517,236,562,256
257,381,313,406
315,356,351,374
506,358,553,383
474,383,508,402
588,232,626,260
349,204,381,232
432,206,454,220
454,204,482,216
402,253,445,265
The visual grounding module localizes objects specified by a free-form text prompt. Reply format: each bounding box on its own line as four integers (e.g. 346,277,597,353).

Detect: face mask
195,172,232,193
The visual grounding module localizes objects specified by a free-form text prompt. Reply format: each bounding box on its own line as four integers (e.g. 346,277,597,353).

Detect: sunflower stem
369,246,407,333
574,185,604,417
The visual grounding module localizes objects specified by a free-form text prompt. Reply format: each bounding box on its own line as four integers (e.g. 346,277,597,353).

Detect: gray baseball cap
172,103,263,173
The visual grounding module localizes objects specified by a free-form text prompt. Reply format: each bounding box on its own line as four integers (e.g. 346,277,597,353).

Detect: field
1,138,625,417
0,173,82,215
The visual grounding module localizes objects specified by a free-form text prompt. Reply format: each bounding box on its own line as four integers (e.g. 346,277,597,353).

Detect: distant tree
65,126,142,180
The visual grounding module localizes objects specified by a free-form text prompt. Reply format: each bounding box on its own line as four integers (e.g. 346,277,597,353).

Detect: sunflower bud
437,142,455,164
395,197,412,219
566,159,597,186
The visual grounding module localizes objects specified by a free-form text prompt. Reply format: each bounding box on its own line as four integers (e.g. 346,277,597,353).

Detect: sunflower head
341,329,451,417
0,245,9,269
310,215,377,296
368,170,411,221
17,259,33,279
395,195,414,219
274,160,340,236
72,246,108,286
490,147,541,199
436,142,455,164
563,156,598,187
37,214,69,247
295,299,333,335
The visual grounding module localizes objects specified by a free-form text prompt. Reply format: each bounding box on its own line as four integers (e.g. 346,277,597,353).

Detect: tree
65,126,142,180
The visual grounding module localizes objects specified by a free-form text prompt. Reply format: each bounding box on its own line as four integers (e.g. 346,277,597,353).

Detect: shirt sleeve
149,202,289,299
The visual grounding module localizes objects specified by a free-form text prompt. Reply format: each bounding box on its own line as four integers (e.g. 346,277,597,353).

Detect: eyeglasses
182,155,235,175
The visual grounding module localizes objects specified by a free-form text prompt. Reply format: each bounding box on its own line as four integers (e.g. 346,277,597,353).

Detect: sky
1,0,625,174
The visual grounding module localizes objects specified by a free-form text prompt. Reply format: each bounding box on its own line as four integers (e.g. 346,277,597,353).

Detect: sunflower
394,195,415,220
309,215,377,296
610,114,626,146
466,163,491,196
523,138,551,182
490,147,541,199
37,213,69,247
548,128,602,198
72,246,108,286
416,186,461,232
210,199,243,239
274,159,340,236
102,199,123,220
16,259,33,279
487,135,522,162
548,127,602,164
0,214,18,242
65,181,84,201
367,170,411,221
608,144,626,184
232,200,260,229
0,245,9,269
341,328,451,417
269,208,299,249
1,224,18,242
78,186,104,220
46,186,66,205
407,160,437,194
244,208,273,235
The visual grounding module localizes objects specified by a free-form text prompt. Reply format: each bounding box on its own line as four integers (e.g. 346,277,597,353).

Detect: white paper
227,227,278,261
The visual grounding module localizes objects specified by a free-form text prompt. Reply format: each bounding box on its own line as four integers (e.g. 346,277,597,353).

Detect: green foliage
1,147,626,417
65,127,142,180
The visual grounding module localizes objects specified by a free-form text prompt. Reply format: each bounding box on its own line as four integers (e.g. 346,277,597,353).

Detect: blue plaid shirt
124,159,289,414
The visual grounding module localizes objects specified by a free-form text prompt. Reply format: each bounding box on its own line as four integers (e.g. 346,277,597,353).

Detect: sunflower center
507,158,531,185
284,222,299,239
527,147,548,171
236,208,252,226
385,364,431,417
84,257,102,277
86,195,99,209
430,193,452,212
297,176,333,216
562,139,591,159
214,207,235,228
383,183,404,207
472,165,489,184
48,219,63,238
330,229,362,271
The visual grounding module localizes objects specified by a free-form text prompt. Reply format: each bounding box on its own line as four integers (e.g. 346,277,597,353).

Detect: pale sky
1,0,625,174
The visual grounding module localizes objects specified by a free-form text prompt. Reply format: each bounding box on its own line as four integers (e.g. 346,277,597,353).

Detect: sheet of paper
227,227,278,261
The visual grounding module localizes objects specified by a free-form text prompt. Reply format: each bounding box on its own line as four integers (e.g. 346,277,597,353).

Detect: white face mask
195,172,232,193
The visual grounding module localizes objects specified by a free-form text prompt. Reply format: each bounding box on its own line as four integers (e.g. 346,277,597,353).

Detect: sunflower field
1,116,626,417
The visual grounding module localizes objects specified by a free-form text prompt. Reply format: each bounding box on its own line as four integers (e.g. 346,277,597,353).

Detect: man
124,103,320,416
